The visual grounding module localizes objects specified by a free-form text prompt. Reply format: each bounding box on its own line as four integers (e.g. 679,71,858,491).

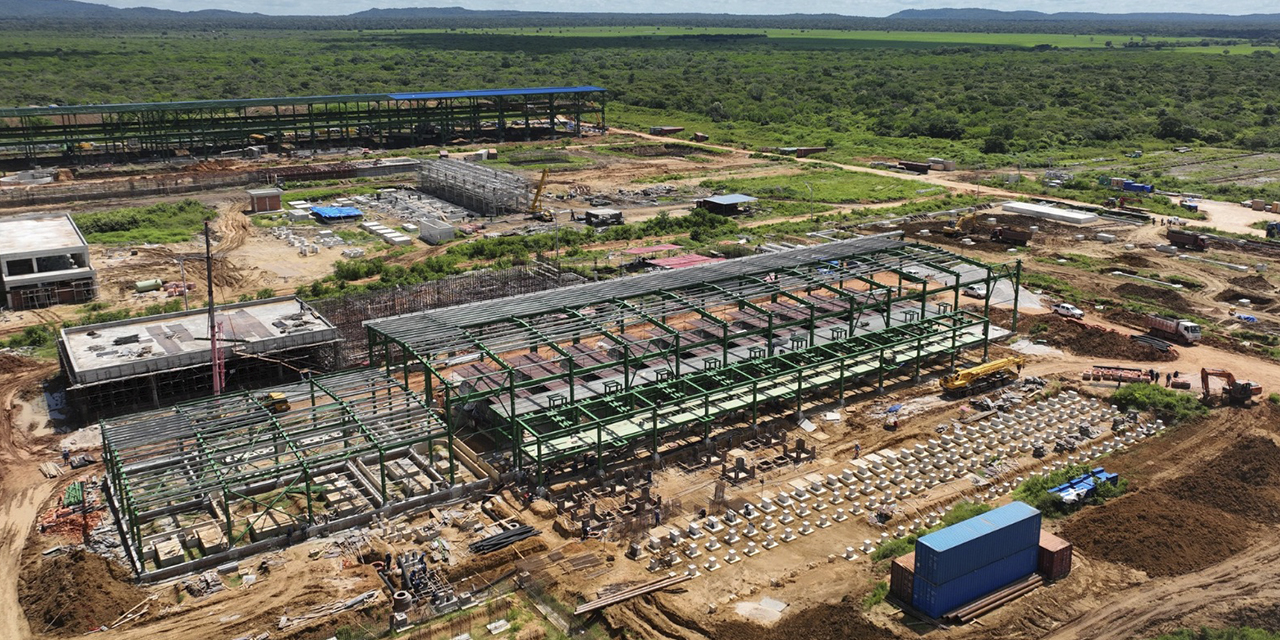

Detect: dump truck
1145,314,1201,345
940,356,1024,397
990,226,1033,246
1200,368,1262,406
1166,227,1208,250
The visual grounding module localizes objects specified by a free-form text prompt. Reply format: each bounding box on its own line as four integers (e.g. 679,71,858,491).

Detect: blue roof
388,86,606,101
311,206,364,219
0,86,607,118
917,502,1040,553
701,194,758,206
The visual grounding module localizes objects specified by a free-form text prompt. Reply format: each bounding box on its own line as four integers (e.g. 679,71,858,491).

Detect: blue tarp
311,206,363,220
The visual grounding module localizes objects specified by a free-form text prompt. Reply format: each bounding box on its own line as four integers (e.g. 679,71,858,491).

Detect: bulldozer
941,212,977,238
1200,368,1262,406
258,392,291,414
940,356,1025,397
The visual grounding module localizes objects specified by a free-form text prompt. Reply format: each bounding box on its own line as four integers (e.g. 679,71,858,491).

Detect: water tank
134,279,163,293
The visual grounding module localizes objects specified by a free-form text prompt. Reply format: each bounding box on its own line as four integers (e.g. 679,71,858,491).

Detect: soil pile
714,597,897,640
1214,288,1274,307
1229,274,1274,291
1063,434,1280,578
1114,283,1195,314
1113,254,1156,269
1034,315,1176,362
19,549,146,635
1062,492,1253,578
1165,435,1280,523
0,352,32,375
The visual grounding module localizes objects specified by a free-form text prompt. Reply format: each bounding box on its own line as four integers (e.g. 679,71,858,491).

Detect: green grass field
391,26,1221,50
701,166,932,204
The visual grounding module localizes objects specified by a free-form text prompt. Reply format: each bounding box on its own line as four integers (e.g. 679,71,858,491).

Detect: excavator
1200,368,1262,406
529,168,553,222
940,356,1025,397
941,212,977,238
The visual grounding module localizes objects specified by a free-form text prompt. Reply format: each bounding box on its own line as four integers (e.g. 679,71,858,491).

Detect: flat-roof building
59,296,341,422
0,213,96,310
697,194,758,216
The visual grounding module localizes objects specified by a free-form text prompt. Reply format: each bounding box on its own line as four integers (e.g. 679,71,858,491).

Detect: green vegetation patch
701,166,925,204
1149,629,1280,640
74,199,215,244
1011,463,1129,518
1111,382,1208,424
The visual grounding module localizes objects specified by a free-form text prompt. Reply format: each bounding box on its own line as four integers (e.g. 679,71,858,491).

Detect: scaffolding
418,159,531,217
366,235,1022,484
102,367,463,576
0,86,606,165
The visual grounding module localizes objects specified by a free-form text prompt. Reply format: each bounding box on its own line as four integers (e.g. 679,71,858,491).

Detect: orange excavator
1200,368,1262,406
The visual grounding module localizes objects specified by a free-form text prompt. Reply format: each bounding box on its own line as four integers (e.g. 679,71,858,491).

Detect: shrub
862,581,889,609
74,199,215,244
1111,383,1208,424
1269,392,1280,405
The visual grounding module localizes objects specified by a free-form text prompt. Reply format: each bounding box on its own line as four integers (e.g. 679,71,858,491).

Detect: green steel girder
515,311,987,466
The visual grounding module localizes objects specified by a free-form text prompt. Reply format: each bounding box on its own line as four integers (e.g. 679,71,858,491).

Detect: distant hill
0,0,262,18
888,8,1280,22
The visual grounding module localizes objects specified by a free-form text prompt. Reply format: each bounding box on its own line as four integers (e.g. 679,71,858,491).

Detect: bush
862,581,889,609
74,199,215,244
1111,383,1208,425
1010,463,1129,518
3,325,56,349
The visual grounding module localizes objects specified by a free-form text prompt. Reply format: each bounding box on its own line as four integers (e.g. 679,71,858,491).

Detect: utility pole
205,221,220,395
177,258,189,311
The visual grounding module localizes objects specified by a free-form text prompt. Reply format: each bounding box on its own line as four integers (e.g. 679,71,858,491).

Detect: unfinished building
0,86,606,164
101,367,490,578
365,234,1022,485
0,213,96,310
61,297,342,422
418,159,530,217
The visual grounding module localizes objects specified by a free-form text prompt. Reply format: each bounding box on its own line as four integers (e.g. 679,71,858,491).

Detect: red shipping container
1038,531,1072,581
890,551,915,604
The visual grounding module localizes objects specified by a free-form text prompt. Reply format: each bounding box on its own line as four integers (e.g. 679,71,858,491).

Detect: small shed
696,194,758,216
247,188,284,213
418,218,455,245
584,208,624,226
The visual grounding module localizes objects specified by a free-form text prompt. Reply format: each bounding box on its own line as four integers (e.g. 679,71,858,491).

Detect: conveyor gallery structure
101,236,1019,576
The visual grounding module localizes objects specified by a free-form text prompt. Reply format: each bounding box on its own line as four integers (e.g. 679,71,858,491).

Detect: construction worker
61,448,70,466
854,443,861,458
1166,372,1172,387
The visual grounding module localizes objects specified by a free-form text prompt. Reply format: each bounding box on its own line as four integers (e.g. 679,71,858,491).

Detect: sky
85,0,1273,17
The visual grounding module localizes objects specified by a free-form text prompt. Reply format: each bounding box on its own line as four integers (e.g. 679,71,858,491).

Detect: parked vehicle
1051,303,1084,319
962,285,988,298
990,226,1034,246
1146,314,1202,345
1166,228,1208,250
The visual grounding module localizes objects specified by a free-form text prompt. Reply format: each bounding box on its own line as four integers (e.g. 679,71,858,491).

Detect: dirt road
1191,198,1275,238
0,355,60,640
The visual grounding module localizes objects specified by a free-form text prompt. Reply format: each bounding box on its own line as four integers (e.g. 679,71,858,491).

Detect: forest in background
3,24,1278,168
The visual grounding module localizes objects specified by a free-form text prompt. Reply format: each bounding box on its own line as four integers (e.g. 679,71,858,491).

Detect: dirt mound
1214,288,1274,306
0,352,33,375
714,597,896,640
1229,274,1275,291
19,549,146,635
1223,602,1280,632
1113,253,1156,269
1061,492,1253,578
1114,282,1195,314
1034,314,1176,362
1165,435,1280,523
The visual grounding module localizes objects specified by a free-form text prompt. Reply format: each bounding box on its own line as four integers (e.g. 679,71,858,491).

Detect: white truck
1145,314,1202,345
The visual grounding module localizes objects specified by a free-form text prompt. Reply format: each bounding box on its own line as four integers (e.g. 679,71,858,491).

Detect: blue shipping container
914,502,1041,585
912,545,1038,619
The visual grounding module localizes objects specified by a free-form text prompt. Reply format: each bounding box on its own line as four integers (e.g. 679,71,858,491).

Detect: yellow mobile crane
940,356,1025,397
530,168,552,221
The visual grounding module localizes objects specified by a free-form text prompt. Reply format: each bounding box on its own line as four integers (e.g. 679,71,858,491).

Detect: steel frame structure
366,236,1021,483
102,367,452,568
0,86,605,164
